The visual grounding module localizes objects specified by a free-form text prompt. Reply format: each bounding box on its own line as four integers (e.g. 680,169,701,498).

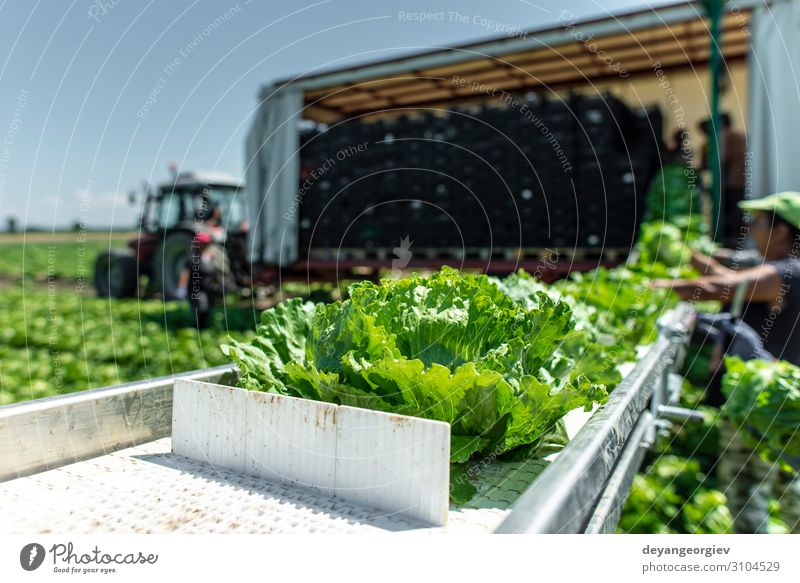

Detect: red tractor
94,170,249,301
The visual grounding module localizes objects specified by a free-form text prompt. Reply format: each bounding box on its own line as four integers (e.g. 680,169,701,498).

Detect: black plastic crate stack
297,93,662,255
507,96,578,248
572,94,663,249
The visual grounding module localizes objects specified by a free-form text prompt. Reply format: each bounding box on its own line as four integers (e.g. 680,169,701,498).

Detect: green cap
739,191,800,229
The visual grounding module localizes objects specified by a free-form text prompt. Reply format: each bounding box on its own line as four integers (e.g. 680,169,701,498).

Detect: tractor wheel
94,250,138,298
153,230,193,300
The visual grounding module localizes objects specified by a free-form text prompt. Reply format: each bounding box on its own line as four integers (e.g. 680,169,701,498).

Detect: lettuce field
0,288,256,405
0,233,257,405
0,233,349,406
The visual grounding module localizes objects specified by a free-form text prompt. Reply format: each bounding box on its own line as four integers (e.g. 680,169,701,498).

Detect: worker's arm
690,249,734,276
651,263,783,303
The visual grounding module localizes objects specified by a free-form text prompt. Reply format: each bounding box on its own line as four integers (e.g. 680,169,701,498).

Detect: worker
177,230,231,328
654,192,800,364
198,197,226,242
645,128,700,223
698,113,747,247
175,199,231,327
652,191,800,533
667,128,692,164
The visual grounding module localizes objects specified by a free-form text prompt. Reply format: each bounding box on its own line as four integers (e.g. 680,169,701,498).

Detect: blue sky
0,0,669,229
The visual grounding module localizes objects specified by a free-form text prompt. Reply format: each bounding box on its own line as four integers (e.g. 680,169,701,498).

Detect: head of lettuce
222,267,609,474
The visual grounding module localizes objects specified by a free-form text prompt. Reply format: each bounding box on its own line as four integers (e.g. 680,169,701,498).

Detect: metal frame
584,410,654,534
262,0,759,121
277,0,761,93
0,365,235,482
495,303,695,533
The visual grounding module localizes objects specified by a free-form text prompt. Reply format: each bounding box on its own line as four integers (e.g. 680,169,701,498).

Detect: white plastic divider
335,405,450,526
173,381,247,474
172,380,450,526
246,389,338,496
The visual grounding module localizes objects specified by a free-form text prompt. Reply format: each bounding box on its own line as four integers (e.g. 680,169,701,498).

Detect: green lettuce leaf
722,357,800,468
225,267,608,470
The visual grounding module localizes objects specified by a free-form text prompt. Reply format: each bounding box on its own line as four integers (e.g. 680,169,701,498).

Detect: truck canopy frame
246,0,756,265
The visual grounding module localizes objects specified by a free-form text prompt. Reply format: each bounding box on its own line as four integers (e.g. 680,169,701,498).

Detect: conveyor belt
0,435,562,534
0,305,694,534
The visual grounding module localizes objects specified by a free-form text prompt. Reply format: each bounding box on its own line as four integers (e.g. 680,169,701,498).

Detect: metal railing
496,304,696,533
0,364,235,482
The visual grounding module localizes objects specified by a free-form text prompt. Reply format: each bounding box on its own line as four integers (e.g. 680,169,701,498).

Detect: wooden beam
333,54,748,116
